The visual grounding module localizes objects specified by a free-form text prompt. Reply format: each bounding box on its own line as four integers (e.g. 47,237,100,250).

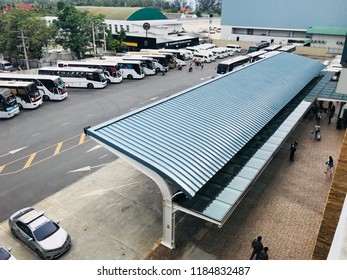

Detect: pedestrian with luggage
314,124,321,140
250,236,263,260
324,156,334,176
259,247,269,260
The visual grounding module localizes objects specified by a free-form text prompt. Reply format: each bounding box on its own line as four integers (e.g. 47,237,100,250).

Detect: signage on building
143,22,151,31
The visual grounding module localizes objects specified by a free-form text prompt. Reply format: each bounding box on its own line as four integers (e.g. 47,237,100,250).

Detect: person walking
289,141,298,161
259,247,269,260
328,104,335,124
250,236,263,260
314,124,321,140
316,111,322,125
201,62,204,70
324,156,334,176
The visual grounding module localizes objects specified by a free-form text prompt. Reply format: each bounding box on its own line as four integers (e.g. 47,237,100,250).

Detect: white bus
139,50,176,69
128,53,168,73
157,49,188,61
57,60,122,84
246,50,268,63
264,44,282,52
216,55,250,75
278,45,296,53
103,55,156,76
0,88,20,118
0,81,43,109
38,67,107,89
99,57,145,80
0,73,68,101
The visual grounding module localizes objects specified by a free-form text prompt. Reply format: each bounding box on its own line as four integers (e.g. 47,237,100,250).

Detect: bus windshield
248,46,258,53
216,64,229,74
2,92,17,110
54,77,67,93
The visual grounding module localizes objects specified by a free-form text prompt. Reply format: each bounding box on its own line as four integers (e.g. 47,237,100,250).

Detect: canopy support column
162,199,176,249
87,139,176,249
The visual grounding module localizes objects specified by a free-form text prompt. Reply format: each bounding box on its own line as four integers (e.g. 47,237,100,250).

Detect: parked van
192,53,212,63
226,44,242,53
196,50,216,61
179,49,193,60
219,47,234,56
198,43,216,50
0,60,13,71
211,48,229,59
186,46,200,53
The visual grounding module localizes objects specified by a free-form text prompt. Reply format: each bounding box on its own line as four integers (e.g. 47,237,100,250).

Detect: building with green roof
307,26,347,54
76,6,168,21
75,6,199,50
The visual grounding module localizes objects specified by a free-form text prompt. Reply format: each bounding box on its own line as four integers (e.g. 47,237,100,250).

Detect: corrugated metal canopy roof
87,53,324,199
76,6,167,21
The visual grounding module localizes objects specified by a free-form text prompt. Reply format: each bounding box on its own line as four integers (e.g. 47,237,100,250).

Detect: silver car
8,207,71,259
0,246,16,260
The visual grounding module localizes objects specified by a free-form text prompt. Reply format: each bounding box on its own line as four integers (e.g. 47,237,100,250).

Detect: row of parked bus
216,44,297,75
0,74,70,119
0,43,298,119
0,50,183,118
37,50,182,89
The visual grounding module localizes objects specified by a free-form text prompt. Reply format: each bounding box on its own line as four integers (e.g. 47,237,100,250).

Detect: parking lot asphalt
0,102,344,260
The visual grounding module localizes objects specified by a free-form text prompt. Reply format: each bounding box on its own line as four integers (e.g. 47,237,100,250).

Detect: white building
221,0,347,54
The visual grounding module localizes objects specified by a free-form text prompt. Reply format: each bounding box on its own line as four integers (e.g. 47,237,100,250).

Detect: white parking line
99,154,108,159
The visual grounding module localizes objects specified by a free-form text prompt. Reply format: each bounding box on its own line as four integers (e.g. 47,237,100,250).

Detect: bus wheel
43,95,50,101
127,74,133,79
87,83,94,89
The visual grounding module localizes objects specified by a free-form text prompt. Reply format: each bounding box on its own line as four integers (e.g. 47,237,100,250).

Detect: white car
0,246,16,260
175,58,186,67
9,207,71,260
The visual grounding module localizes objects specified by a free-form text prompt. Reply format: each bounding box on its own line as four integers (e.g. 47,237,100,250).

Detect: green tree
53,4,104,59
196,0,222,13
0,9,55,60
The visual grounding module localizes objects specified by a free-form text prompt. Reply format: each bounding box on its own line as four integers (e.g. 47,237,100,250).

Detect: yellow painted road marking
79,133,86,145
54,142,63,156
23,153,36,169
0,134,91,176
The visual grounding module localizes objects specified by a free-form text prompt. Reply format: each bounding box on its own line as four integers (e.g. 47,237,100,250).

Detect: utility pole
92,23,96,57
18,31,30,70
103,25,107,52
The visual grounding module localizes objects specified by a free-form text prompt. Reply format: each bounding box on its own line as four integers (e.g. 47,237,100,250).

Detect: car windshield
0,247,11,260
33,220,59,241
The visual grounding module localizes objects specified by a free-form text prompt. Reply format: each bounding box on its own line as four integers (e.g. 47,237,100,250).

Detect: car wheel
36,250,44,259
127,74,133,79
87,83,94,89
106,79,111,84
11,228,18,238
155,68,160,74
43,95,50,101
18,104,23,110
